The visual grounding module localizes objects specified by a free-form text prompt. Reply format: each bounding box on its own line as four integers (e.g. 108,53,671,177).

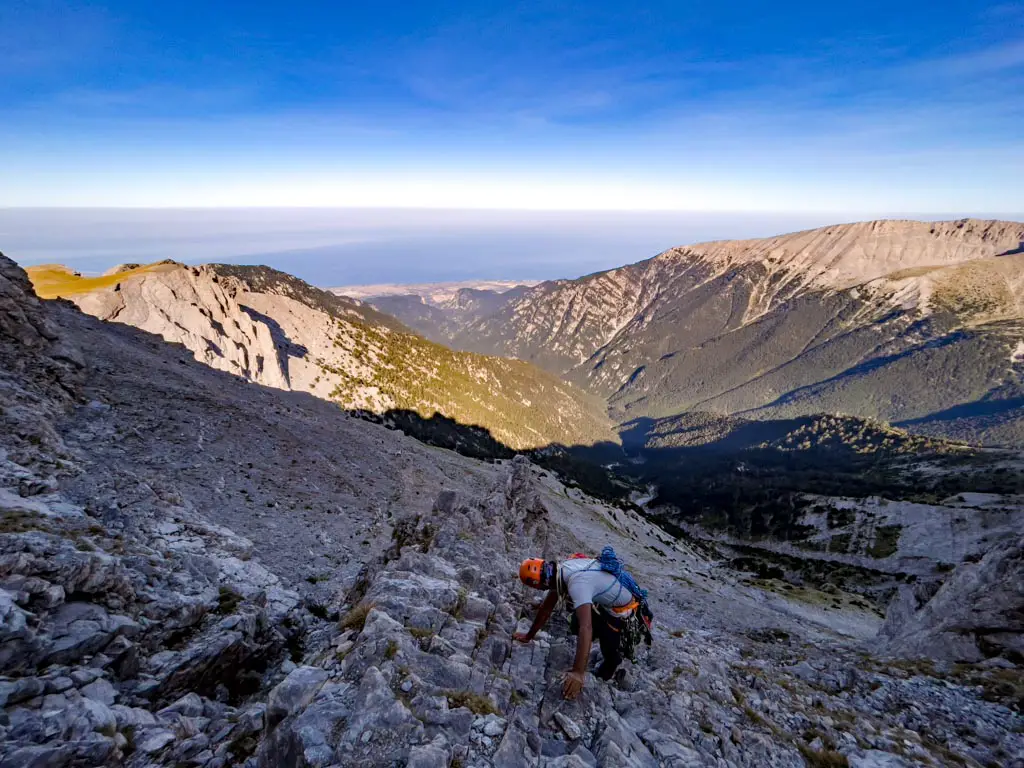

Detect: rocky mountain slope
27,263,611,451
343,284,532,346
2,251,1023,766
333,280,533,304
620,410,1024,607
453,219,1024,446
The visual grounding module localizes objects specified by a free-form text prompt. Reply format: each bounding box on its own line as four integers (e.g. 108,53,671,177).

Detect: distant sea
2,208,1017,287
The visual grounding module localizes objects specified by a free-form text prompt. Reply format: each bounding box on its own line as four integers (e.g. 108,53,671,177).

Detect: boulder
0,676,44,707
266,665,329,729
542,756,592,768
38,602,118,666
492,727,534,768
592,711,658,768
80,678,117,706
158,691,206,718
65,697,118,740
111,704,158,729
0,737,114,768
881,536,1024,662
554,712,583,741
407,737,451,768
255,683,349,768
0,589,34,668
135,727,177,755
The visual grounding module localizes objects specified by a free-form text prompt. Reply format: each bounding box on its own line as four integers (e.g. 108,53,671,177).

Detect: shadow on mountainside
238,304,310,386
343,405,1024,641
347,408,630,505
619,414,823,454
896,396,1024,425
997,240,1024,257
239,305,310,358
348,407,1024,547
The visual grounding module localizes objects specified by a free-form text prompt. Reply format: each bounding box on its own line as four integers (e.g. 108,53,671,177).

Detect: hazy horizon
5,208,1022,287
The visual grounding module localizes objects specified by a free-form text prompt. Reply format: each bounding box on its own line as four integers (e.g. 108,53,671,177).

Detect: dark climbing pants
569,607,624,680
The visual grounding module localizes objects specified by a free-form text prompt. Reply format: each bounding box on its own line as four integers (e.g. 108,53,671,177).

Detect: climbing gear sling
561,547,655,661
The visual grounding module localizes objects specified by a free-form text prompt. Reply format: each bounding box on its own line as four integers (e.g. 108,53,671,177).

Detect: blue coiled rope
597,546,648,602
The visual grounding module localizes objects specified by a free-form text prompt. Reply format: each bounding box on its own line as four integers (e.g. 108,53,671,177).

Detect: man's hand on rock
562,670,585,700
512,631,531,644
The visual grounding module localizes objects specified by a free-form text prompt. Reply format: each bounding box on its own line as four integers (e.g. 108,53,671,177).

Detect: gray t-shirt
558,558,635,611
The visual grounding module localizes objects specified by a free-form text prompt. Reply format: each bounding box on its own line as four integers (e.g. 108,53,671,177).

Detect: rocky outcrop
0,254,304,765
0,253,61,353
881,536,1024,663
253,458,1024,768
74,264,295,390
254,460,642,767
0,252,84,450
46,262,614,450
0,453,304,766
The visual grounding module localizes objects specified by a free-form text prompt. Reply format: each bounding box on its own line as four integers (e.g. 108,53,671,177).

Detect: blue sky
2,1,1022,211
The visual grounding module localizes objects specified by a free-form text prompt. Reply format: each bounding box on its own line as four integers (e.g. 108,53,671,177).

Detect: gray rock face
0,251,514,764
1,251,1021,768
266,665,328,728
554,712,583,741
0,254,304,765
406,736,452,768
80,678,116,706
881,536,1024,662
250,458,1024,768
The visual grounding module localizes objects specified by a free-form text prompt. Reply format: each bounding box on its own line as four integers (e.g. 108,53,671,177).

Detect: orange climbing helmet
519,558,554,589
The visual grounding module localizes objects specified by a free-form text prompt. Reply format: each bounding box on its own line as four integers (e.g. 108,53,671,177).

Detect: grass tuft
796,743,850,768
445,689,498,716
0,509,50,535
217,585,243,615
451,588,468,620
339,602,374,632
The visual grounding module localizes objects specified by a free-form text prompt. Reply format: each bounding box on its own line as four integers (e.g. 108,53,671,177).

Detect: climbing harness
560,547,655,661
597,544,656,663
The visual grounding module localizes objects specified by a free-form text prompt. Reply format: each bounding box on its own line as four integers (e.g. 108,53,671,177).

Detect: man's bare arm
570,604,592,675
513,589,559,642
562,604,592,699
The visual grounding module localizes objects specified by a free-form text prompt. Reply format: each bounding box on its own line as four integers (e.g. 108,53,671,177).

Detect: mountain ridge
340,284,535,346
26,261,614,451
332,279,536,303
450,218,1024,446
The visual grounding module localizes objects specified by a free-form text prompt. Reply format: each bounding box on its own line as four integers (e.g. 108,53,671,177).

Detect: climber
513,554,643,700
